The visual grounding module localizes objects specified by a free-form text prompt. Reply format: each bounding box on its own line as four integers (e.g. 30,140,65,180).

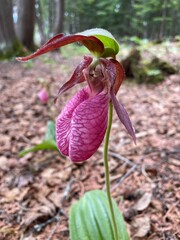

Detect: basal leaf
69,190,129,240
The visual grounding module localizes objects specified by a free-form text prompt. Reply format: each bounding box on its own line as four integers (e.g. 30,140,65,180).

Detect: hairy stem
104,102,118,240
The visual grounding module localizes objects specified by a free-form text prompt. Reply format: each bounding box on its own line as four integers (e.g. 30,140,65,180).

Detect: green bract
79,28,120,57
69,190,129,240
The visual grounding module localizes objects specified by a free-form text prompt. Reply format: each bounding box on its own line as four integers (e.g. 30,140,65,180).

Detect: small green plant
24,61,34,69
19,121,58,157
42,56,57,65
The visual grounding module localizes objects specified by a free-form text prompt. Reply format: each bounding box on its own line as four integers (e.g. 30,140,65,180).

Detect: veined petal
70,90,109,162
16,34,104,62
56,88,89,156
56,87,109,162
56,56,93,97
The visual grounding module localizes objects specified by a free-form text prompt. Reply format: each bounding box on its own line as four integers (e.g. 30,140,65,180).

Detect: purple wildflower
17,32,136,162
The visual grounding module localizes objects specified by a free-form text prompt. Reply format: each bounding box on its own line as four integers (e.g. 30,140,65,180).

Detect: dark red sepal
55,56,93,99
16,34,104,62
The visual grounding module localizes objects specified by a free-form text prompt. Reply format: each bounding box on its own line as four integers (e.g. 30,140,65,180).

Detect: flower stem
104,102,118,240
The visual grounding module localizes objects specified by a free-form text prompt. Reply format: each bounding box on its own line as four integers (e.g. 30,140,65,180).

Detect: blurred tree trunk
48,0,54,37
159,0,167,39
53,0,64,34
17,0,35,50
0,0,20,57
35,0,47,44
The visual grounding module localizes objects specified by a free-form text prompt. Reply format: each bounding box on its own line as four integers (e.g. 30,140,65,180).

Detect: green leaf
79,28,120,57
19,140,58,157
19,120,58,157
69,190,129,240
45,120,56,141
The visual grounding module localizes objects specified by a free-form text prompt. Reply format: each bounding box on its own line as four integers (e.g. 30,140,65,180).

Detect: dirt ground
0,44,179,240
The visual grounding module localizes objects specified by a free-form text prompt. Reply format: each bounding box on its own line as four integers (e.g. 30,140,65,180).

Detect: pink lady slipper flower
17,28,136,162
38,88,49,103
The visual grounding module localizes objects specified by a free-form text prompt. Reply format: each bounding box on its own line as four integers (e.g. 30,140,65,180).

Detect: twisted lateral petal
110,59,125,94
16,34,104,62
100,58,125,93
56,56,93,97
101,58,136,142
111,91,136,143
56,87,109,162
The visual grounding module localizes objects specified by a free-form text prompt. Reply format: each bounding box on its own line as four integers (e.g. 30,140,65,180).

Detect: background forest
0,1,179,240
0,0,180,58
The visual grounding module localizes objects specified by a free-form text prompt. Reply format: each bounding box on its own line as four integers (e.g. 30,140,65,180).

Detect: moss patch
122,48,177,84
0,39,29,60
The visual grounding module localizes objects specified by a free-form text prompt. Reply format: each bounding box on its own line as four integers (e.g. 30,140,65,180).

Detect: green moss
174,35,180,42
122,47,177,84
0,38,29,60
121,48,141,77
148,57,177,75
131,64,164,84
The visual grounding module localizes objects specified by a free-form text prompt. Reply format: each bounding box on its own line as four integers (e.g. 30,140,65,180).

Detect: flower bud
38,89,49,103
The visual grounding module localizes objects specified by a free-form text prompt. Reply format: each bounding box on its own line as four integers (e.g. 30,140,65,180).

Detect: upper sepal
16,28,120,61
16,33,104,62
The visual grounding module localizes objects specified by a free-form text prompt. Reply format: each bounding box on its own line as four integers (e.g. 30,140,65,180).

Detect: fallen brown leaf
134,192,152,211
133,215,151,238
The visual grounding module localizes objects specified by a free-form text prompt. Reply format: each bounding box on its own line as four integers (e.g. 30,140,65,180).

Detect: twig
47,220,59,240
61,177,74,204
141,164,153,183
46,208,67,240
33,214,60,233
163,201,179,223
111,164,137,192
108,151,135,166
107,151,139,191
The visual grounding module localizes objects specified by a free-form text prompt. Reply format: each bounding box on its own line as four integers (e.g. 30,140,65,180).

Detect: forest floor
0,41,179,240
